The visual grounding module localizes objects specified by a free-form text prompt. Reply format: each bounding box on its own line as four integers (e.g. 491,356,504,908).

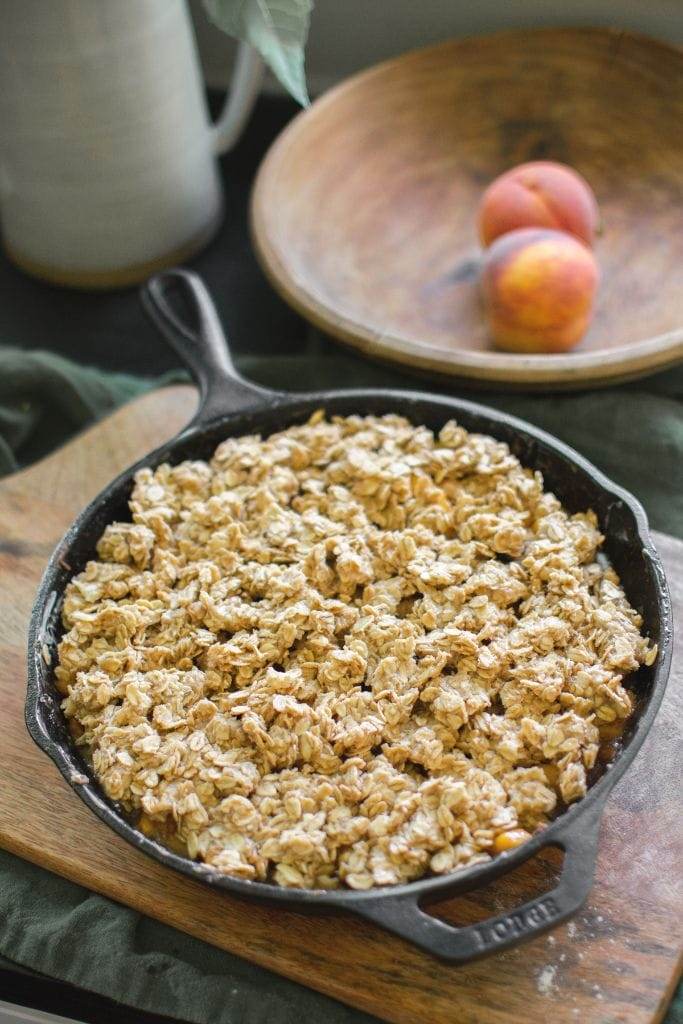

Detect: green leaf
203,0,312,106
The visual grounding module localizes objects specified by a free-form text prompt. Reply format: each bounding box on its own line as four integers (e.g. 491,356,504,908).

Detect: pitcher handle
211,42,265,155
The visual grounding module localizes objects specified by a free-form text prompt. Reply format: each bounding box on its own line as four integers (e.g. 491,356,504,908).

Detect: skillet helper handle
355,799,605,962
141,268,279,426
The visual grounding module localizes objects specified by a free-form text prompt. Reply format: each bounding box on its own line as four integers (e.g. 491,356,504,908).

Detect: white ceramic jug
0,0,263,288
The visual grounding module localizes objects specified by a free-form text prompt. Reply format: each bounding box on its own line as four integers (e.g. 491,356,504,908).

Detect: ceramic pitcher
0,0,263,288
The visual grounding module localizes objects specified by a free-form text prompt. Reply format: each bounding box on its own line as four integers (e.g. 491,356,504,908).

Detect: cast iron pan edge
25,270,673,962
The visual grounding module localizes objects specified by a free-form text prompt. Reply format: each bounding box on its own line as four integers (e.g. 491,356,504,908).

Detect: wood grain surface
251,28,683,389
0,384,681,1024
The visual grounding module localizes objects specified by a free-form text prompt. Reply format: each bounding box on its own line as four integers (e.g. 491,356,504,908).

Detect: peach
478,161,600,248
481,227,599,353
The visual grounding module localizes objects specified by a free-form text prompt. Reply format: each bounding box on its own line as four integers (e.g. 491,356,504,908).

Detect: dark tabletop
1,91,680,1024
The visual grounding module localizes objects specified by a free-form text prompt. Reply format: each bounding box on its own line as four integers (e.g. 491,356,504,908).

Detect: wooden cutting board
0,384,681,1024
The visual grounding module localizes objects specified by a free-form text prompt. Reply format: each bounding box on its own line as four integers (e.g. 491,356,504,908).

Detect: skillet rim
25,385,673,911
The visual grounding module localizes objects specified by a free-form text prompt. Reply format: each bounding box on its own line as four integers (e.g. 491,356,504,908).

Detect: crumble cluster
56,413,654,889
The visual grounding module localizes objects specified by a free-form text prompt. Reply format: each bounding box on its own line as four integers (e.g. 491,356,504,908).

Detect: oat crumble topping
55,413,654,889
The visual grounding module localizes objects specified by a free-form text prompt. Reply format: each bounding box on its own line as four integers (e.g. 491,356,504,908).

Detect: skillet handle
141,268,281,426
354,798,605,962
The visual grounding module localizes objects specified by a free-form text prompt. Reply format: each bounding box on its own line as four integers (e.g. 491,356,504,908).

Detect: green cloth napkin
0,343,681,1024
0,347,186,476
1,344,681,535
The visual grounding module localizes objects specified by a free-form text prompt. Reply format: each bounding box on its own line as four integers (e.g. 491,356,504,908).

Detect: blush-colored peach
481,227,600,353
478,161,600,248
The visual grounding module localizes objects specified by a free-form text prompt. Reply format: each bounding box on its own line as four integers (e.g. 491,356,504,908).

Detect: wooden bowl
252,28,683,389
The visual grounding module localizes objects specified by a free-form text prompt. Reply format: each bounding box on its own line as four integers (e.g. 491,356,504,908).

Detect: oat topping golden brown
56,413,654,889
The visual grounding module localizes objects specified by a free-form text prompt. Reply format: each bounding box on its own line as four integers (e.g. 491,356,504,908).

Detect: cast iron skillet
26,269,672,963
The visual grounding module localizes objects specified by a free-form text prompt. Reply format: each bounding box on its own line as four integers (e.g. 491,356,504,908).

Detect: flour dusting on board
537,965,557,996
